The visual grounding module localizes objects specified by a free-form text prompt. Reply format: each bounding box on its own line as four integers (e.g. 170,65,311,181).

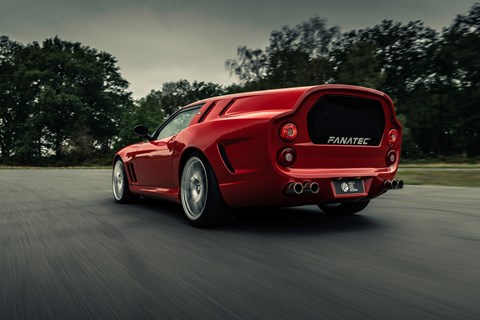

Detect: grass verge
400,163,480,169
0,166,110,169
396,170,480,187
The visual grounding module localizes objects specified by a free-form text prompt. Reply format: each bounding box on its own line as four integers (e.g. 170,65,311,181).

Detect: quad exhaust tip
304,181,319,194
383,179,404,190
285,181,319,196
397,179,404,189
392,179,399,189
285,182,304,195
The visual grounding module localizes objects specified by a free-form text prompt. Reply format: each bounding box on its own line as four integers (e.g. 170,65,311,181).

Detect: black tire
318,200,370,216
112,159,136,204
180,153,236,228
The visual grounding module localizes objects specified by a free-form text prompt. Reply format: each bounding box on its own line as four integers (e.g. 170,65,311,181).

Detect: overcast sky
1,0,477,98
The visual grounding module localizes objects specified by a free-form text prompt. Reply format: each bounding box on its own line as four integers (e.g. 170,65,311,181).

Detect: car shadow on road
228,206,380,234
112,197,380,235
116,197,186,223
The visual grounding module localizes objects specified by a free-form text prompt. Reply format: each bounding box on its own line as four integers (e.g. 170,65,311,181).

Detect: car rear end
217,85,402,207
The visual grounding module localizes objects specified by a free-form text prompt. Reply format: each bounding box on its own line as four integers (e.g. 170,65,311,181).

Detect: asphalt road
1,169,479,320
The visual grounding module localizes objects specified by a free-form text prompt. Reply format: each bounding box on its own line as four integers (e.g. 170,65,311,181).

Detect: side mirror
133,125,153,141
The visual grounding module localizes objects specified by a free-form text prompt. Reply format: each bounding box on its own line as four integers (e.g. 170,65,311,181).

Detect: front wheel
180,154,236,228
112,159,136,203
318,200,370,216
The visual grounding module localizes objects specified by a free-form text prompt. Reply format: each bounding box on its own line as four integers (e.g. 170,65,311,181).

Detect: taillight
388,129,398,143
280,123,298,142
386,150,397,166
278,147,297,167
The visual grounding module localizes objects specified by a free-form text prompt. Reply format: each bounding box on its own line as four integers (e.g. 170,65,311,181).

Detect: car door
134,106,201,188
133,137,174,188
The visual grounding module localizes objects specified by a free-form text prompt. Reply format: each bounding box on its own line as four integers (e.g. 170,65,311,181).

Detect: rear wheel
318,200,370,215
112,159,136,203
181,153,236,227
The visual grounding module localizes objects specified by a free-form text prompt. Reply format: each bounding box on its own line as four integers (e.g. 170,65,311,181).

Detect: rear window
307,95,385,146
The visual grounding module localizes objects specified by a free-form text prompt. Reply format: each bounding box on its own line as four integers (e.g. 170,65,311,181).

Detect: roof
184,84,388,109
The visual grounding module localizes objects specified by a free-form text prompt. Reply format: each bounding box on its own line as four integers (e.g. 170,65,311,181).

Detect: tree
0,36,131,165
334,41,385,88
266,16,339,87
226,16,339,89
225,46,267,83
357,20,438,97
436,3,480,156
0,36,22,161
114,91,163,149
156,79,225,117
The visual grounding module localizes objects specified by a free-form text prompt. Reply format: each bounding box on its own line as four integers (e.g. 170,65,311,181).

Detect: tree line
0,36,131,165
1,3,479,165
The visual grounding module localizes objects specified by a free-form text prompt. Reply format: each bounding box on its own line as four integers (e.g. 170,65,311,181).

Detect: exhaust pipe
285,182,304,196
391,179,399,189
397,179,404,189
383,179,392,189
310,182,320,194
303,181,319,194
383,179,404,190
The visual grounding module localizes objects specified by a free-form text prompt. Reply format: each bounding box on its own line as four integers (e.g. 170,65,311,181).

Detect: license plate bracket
333,179,365,195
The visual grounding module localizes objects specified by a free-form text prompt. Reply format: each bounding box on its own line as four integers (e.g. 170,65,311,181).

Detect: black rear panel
307,95,385,146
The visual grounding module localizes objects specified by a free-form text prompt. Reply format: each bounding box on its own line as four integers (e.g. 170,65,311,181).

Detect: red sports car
113,84,403,227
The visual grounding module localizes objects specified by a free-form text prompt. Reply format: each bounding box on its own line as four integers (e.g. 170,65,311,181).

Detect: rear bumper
219,166,398,207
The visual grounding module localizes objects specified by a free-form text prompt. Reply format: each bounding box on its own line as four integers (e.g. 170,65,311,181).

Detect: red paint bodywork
115,85,402,207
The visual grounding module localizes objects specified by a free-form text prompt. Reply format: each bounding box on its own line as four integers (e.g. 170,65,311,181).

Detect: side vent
219,99,236,116
198,101,216,123
128,163,138,183
218,144,235,173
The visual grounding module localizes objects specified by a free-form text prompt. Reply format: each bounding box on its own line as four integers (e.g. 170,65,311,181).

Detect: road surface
1,169,479,319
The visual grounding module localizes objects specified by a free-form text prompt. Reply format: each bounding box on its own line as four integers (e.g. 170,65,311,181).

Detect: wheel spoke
113,161,125,201
181,157,208,220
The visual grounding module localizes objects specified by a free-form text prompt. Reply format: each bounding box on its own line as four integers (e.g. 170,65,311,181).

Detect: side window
156,107,200,140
